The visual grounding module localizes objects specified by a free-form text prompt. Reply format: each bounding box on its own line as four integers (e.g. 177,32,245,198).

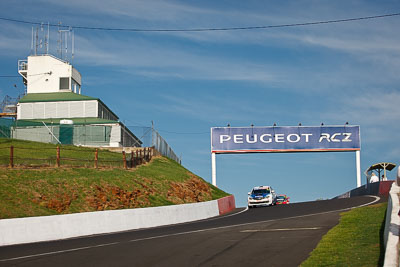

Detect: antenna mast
71,29,74,63
45,22,49,54
57,23,74,63
35,26,39,55
31,23,50,56
31,27,33,55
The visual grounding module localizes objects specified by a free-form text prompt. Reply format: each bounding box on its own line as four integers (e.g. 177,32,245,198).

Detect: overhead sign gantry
211,125,361,187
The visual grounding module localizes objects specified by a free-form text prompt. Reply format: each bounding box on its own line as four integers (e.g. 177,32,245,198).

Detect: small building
13,54,141,147
18,54,82,95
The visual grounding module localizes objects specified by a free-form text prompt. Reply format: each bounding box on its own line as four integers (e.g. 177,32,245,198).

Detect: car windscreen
252,189,270,195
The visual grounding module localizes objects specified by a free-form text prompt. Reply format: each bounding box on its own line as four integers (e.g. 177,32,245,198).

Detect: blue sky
0,1,399,207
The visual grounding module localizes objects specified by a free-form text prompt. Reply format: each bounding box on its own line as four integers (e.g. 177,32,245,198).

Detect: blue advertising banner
211,126,360,153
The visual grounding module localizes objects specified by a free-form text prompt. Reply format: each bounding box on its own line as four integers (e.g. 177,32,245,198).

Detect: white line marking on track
240,227,321,232
196,206,248,223
0,195,380,262
0,242,120,262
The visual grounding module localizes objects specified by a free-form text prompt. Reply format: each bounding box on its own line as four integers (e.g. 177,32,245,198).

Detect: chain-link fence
0,118,181,164
0,118,12,138
130,126,180,164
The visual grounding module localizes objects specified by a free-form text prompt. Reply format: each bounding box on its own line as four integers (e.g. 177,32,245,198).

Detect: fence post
56,146,60,167
139,149,142,165
94,149,98,169
135,150,138,167
123,151,127,169
9,146,14,168
131,151,134,168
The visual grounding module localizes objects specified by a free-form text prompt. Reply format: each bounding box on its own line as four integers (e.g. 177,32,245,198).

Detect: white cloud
340,92,400,126
0,23,31,56
72,33,280,83
1,1,400,104
2,1,399,91
35,0,224,25
320,91,400,158
149,93,276,124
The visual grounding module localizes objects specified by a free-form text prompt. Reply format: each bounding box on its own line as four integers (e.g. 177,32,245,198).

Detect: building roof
366,162,397,172
19,92,98,103
18,92,120,120
15,118,119,126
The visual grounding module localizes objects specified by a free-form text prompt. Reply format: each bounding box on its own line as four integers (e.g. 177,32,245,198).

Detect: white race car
248,185,277,208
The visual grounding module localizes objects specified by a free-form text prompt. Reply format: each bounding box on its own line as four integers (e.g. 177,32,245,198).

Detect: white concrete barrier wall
383,167,400,267
0,199,220,246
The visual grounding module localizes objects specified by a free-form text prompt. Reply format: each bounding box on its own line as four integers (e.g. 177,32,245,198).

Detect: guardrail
383,168,400,266
0,195,235,246
334,169,400,266
335,180,395,199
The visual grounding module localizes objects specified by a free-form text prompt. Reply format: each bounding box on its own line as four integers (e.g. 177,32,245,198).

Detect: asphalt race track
0,196,380,267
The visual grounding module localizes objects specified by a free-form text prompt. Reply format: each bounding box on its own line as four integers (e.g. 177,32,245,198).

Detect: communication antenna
31,23,50,56
57,23,74,63
71,29,74,63
39,23,43,50
35,25,38,55
45,22,50,54
31,27,34,55
57,22,61,58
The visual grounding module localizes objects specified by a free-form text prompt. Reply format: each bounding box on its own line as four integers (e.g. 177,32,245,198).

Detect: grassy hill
0,138,229,219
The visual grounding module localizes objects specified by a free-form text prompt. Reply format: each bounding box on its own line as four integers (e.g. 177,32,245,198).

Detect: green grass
0,138,129,168
0,138,230,219
301,202,387,267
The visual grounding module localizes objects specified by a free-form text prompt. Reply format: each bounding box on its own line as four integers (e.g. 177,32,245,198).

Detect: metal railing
0,145,154,169
18,60,28,71
0,119,181,164
130,126,180,164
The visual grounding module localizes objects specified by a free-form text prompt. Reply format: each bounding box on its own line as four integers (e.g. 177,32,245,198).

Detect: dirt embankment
167,174,211,203
0,156,229,219
30,175,213,213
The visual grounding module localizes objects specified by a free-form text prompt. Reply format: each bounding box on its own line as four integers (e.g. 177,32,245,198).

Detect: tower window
60,77,70,90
